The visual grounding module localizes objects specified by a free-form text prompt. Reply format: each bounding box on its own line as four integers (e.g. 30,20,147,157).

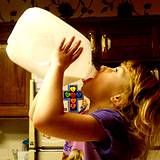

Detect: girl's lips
82,78,93,85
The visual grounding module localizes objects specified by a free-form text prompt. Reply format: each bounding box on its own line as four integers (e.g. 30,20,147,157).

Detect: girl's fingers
59,38,66,50
68,40,81,54
71,47,83,62
63,36,75,52
58,37,82,63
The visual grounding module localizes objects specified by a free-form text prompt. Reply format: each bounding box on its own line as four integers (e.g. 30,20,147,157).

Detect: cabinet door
0,45,30,117
99,23,154,61
69,17,160,64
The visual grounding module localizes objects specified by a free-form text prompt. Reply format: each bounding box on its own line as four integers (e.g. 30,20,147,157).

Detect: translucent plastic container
6,7,97,85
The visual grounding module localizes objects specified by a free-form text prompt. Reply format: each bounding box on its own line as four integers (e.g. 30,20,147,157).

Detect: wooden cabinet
68,15,160,67
0,16,160,117
0,23,30,117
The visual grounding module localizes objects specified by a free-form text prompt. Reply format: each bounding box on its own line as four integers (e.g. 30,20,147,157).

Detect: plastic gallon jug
6,7,97,85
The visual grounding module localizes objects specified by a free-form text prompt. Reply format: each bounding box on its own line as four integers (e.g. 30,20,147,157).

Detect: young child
29,36,160,160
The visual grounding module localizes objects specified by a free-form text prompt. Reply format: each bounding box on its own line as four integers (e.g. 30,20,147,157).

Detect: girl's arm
31,37,106,141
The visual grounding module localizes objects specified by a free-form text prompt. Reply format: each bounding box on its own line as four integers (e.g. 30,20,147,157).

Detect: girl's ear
110,94,122,107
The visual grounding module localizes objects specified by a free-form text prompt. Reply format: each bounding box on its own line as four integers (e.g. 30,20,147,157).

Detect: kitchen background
0,0,160,160
0,118,28,160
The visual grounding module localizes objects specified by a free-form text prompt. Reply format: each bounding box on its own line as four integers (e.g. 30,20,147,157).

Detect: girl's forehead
121,62,132,73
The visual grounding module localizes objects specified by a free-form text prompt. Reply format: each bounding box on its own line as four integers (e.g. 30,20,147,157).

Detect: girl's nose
99,65,108,72
99,65,114,73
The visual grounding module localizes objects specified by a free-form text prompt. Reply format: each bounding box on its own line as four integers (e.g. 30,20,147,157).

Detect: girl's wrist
50,62,65,73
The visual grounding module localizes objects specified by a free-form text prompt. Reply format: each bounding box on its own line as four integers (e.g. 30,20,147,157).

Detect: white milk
6,7,97,85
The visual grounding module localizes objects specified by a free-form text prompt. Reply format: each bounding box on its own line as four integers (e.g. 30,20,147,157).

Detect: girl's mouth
82,78,93,85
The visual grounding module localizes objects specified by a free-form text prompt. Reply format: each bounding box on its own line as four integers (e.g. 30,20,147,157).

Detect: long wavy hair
119,60,160,159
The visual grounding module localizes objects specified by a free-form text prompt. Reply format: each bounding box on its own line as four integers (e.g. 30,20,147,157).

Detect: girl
29,37,160,160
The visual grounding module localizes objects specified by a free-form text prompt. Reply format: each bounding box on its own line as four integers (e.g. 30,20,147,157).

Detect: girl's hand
51,36,83,71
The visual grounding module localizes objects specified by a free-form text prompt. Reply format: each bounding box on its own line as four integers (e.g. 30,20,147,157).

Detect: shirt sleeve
90,109,130,160
91,109,124,137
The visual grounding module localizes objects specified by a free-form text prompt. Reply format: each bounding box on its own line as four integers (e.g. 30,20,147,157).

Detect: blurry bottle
22,138,29,151
152,68,159,80
101,34,111,57
88,31,97,59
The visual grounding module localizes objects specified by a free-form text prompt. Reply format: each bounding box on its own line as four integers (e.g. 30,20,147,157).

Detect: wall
0,0,160,22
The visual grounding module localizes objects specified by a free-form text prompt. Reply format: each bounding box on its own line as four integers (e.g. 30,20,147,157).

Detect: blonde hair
119,60,160,159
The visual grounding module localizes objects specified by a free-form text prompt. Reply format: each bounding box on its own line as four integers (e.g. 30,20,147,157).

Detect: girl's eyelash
114,67,118,72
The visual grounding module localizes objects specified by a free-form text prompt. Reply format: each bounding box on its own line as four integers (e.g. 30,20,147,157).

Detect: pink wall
0,0,159,22
132,0,160,15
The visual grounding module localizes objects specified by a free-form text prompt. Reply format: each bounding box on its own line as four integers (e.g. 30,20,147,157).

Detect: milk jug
6,7,97,85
